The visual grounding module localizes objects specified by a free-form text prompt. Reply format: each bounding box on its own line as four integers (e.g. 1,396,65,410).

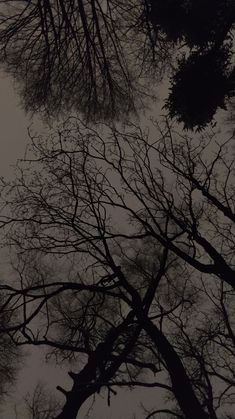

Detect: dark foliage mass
166,47,235,130
147,0,234,47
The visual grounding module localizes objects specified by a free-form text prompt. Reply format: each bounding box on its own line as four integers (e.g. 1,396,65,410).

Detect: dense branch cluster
0,1,135,119
0,0,170,120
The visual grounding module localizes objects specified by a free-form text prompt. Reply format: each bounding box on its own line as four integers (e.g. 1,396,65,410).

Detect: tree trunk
142,317,209,419
55,385,94,419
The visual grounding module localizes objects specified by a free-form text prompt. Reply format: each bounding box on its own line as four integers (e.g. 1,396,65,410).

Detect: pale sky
0,74,28,176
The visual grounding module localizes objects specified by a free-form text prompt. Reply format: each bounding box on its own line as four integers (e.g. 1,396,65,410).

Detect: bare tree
0,118,234,418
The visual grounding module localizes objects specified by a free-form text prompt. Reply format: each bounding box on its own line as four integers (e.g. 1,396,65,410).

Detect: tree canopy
0,0,234,128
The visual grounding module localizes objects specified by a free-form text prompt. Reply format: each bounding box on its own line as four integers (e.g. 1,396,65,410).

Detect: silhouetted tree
0,118,234,418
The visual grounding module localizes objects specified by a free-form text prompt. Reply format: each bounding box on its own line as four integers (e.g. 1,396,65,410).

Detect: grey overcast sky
0,74,28,176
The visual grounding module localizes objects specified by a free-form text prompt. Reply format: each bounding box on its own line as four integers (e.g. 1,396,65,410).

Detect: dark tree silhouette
143,0,235,129
166,47,235,130
0,119,234,418
144,0,188,44
146,0,235,47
